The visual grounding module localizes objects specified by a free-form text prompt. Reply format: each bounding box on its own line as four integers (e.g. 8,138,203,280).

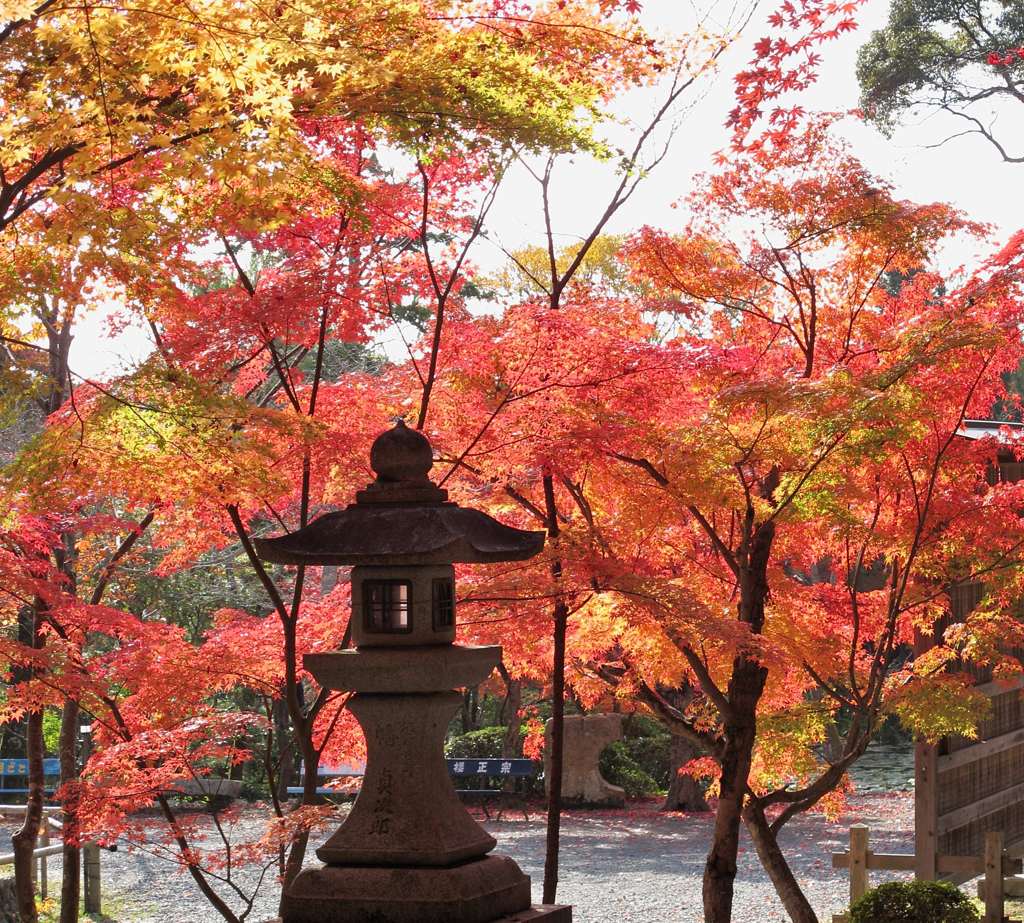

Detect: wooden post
984,832,1004,923
38,820,48,899
912,624,939,883
913,738,938,880
83,842,101,913
849,824,870,907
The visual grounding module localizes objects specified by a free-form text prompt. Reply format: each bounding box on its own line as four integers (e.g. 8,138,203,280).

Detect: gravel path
2,793,919,922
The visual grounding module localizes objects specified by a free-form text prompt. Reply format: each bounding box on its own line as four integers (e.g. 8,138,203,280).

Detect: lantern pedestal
305,644,501,695
315,690,497,866
279,646,548,923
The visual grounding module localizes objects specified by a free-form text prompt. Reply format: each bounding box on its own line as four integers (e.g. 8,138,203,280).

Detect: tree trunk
542,598,569,904
278,735,319,913
702,661,763,923
743,799,818,923
703,519,773,923
12,708,44,923
663,733,709,812
541,468,568,905
501,680,523,759
59,698,81,923
501,679,523,793
12,600,45,923
824,718,844,763
461,687,481,734
156,795,241,923
272,695,293,805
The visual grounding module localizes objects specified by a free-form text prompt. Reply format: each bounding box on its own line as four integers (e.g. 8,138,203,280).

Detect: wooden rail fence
915,460,1024,878
0,804,103,912
832,823,1021,923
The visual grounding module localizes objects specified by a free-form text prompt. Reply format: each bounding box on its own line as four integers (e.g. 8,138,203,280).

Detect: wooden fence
0,804,102,912
914,580,1024,885
855,450,1024,919
832,824,1021,923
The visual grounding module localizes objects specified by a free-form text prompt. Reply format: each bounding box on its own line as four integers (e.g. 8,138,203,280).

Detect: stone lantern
255,420,571,923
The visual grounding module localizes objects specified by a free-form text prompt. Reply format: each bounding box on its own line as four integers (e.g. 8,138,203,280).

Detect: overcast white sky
484,0,1021,266
72,0,1023,379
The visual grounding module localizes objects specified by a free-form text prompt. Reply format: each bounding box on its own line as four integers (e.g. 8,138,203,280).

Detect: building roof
959,419,1024,443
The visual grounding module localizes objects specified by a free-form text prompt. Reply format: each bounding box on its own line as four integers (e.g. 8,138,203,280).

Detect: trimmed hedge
850,881,979,923
599,740,660,797
445,716,675,799
598,715,671,797
445,726,507,759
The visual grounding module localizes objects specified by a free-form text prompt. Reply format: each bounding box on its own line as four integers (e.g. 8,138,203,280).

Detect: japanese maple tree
12,4,1024,923
420,118,1024,923
0,0,678,913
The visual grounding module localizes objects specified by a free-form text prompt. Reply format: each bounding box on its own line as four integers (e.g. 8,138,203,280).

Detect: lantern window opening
363,580,413,634
432,578,455,630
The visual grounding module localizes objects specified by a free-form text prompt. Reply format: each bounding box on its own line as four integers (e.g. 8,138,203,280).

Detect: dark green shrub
850,880,979,923
597,715,672,797
445,726,508,759
621,716,671,788
599,740,660,797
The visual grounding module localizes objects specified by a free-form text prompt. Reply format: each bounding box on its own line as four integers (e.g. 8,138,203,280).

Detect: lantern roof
253,420,546,566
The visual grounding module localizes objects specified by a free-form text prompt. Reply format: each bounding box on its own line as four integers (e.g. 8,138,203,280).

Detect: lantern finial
370,418,433,483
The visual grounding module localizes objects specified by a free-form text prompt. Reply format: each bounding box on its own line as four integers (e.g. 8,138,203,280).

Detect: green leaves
857,0,1024,147
886,675,990,743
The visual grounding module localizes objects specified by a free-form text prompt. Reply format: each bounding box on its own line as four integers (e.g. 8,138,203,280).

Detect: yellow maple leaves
0,0,654,236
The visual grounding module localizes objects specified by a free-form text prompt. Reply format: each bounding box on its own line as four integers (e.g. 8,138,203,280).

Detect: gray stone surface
256,503,546,566
0,877,15,923
369,418,434,482
258,422,552,921
271,906,572,923
546,715,626,807
268,910,568,923
306,644,500,693
167,778,242,798
317,691,497,866
497,907,572,922
280,854,531,923
254,422,545,567
3,792,925,922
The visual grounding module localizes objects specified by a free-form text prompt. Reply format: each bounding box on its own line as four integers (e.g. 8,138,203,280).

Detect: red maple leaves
728,0,866,155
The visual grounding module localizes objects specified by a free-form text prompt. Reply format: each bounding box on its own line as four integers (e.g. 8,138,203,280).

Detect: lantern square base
267,907,571,923
269,906,570,923
494,906,572,921
279,853,534,923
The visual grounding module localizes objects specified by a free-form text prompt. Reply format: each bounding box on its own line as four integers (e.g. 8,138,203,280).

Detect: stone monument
255,420,571,923
545,714,625,807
